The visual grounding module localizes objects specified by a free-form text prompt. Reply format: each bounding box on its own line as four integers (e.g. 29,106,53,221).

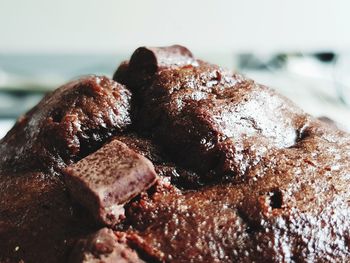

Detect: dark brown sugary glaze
1,46,350,262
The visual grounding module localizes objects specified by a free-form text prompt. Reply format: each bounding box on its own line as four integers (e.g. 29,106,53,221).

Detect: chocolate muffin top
1,45,350,263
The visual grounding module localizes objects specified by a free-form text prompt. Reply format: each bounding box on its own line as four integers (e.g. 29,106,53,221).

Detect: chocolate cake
1,45,350,262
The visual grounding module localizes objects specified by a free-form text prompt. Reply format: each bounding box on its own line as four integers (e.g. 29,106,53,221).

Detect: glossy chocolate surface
1,46,350,262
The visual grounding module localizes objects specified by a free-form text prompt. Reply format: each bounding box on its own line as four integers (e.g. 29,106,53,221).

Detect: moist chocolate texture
1,46,350,262
68,228,145,263
64,139,157,227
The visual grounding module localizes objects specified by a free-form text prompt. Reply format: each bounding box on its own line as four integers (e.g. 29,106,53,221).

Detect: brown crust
1,46,350,262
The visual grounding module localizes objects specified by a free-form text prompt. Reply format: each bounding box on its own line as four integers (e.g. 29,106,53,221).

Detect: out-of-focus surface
0,54,124,117
237,53,350,132
1,0,349,53
1,52,350,138
0,120,14,139
1,0,350,137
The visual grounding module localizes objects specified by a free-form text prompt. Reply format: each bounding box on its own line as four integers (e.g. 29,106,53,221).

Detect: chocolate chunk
115,45,196,90
69,228,144,263
64,139,157,226
129,45,195,71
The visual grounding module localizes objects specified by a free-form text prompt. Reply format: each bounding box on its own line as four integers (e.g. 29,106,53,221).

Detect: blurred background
1,0,350,138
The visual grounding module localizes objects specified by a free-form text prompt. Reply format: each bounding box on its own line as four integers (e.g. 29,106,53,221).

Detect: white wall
0,0,349,54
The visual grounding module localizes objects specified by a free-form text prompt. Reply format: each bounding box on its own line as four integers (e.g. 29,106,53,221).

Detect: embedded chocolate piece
129,45,195,71
114,45,196,90
64,139,157,226
69,228,144,263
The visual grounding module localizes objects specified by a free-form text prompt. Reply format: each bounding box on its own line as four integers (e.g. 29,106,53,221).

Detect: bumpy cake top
0,45,350,263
